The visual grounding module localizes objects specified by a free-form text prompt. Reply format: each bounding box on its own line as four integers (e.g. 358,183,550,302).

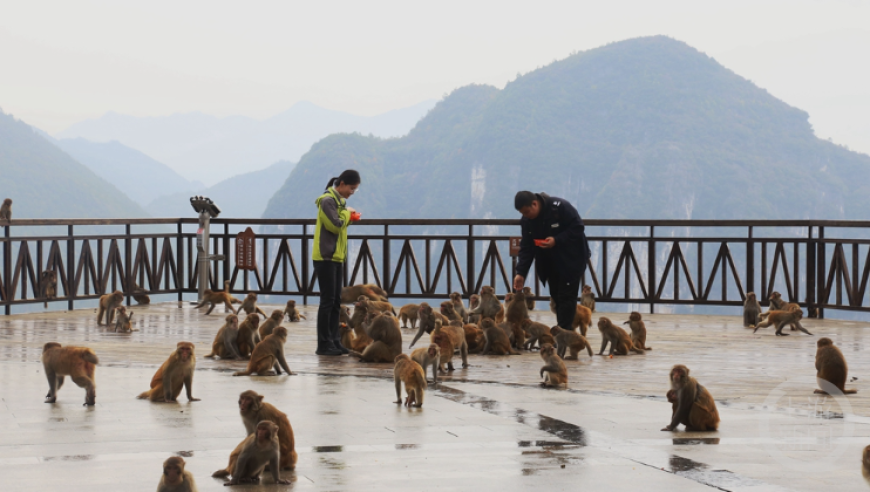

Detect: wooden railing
3,218,870,317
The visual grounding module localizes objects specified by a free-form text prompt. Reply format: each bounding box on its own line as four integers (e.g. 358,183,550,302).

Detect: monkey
468,286,502,324
96,290,124,325
580,284,596,312
539,343,568,388
194,288,236,315
356,295,395,315
132,282,151,305
348,312,403,363
752,309,812,336
234,327,294,376
863,445,870,483
258,310,284,341
743,292,761,327
480,318,521,355
662,364,719,431
158,456,198,492
505,289,529,350
0,198,11,221
217,421,290,485
814,337,857,395
549,298,592,336
394,353,426,407
624,311,651,350
236,390,297,470
340,323,353,352
549,325,593,359
431,330,454,373
283,299,306,322
341,283,389,303
521,319,555,350
137,342,199,402
339,304,351,326
205,314,242,359
463,323,486,354
113,306,137,333
597,317,645,355
398,303,420,330
449,292,469,322
411,343,441,385
468,294,481,324
768,291,786,310
440,300,464,323
238,292,267,318
409,302,447,348
41,270,57,308
224,280,243,305
438,320,470,369
349,312,375,352
759,293,802,331
237,313,260,357
41,342,98,405
521,286,535,311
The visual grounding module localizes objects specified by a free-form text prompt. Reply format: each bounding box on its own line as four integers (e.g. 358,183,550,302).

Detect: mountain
263,36,870,221
0,110,147,219
145,160,294,218
56,100,437,185
52,138,202,206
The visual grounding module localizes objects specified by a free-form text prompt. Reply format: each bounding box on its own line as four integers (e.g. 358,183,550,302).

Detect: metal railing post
125,223,132,306
67,225,75,311
3,224,10,315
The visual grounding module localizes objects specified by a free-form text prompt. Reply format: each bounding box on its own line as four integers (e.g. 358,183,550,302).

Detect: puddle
394,444,418,450
175,450,195,457
671,438,720,445
312,445,343,453
42,455,93,462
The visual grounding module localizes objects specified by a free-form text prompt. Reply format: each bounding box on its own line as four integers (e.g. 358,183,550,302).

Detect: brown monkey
96,290,124,325
394,353,426,407
339,305,351,326
505,289,529,350
752,309,812,336
440,300,464,324
341,283,389,303
283,299,306,322
340,323,353,352
41,342,98,405
217,421,290,485
234,327,294,376
522,286,535,311
662,364,719,431
550,325,593,359
132,282,151,305
41,270,57,308
549,298,592,336
237,313,260,357
350,313,374,352
814,337,857,395
357,295,395,315
113,306,136,333
438,320,470,369
597,317,644,355
624,311,651,350
205,314,242,359
194,288,236,315
468,286,502,323
521,319,549,350
863,446,870,483
431,330,454,373
539,343,568,388
409,302,447,348
399,303,420,330
238,292,267,318
237,390,297,470
348,312,403,362
468,294,481,324
464,323,486,354
0,198,11,221
480,318,520,355
411,343,441,385
158,456,198,492
449,292,469,322
742,292,761,327
768,291,787,310
258,310,284,341
137,342,199,402
580,284,596,312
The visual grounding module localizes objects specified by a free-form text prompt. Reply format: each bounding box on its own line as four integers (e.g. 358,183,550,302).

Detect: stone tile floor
1,301,869,490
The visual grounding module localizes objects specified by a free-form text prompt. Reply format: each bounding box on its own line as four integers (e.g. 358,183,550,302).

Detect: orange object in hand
534,239,546,247
350,212,361,222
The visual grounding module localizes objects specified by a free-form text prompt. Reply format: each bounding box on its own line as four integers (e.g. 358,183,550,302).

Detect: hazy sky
2,0,869,155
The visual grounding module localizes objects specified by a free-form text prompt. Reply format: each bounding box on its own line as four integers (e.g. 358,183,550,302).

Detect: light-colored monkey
113,306,137,333
468,294,481,324
624,311,651,350
522,286,535,311
468,286,501,322
505,289,529,350
283,300,306,322
238,292,267,318
580,284,596,312
539,343,568,388
440,300,464,324
549,298,592,336
411,343,441,385
157,456,198,492
394,353,426,407
96,290,124,325
234,327,294,376
549,325,593,359
258,310,284,341
356,295,395,315
137,342,199,402
41,342,98,405
752,309,812,336
521,319,554,350
340,283,388,303
449,292,469,322
194,288,236,315
205,314,242,359
409,302,446,348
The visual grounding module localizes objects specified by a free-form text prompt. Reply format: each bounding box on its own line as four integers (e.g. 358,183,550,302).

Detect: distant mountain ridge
57,100,437,185
263,36,870,221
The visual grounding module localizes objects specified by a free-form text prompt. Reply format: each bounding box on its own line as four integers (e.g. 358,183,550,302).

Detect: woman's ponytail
324,176,340,190
325,170,361,190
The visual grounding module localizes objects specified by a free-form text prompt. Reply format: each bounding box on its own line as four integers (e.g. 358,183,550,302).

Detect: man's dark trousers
549,268,583,330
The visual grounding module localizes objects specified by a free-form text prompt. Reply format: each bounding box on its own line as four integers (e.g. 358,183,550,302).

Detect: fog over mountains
57,100,437,185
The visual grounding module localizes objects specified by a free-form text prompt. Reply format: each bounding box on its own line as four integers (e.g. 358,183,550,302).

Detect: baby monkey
157,456,198,492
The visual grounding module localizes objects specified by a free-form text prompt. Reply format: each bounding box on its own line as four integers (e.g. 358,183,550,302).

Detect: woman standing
313,170,360,356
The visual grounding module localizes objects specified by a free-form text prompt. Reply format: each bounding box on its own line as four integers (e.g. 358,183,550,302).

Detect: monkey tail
136,391,150,399
645,347,653,351
631,347,645,355
82,351,100,365
204,353,216,358
212,469,230,478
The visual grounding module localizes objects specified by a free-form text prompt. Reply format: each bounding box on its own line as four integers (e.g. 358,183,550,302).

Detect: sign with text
509,237,522,257
235,227,257,270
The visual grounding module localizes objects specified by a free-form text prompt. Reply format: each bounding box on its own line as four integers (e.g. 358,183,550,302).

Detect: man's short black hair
514,191,537,211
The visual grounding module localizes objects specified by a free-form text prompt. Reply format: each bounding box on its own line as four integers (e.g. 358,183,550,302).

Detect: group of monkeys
35,280,864,488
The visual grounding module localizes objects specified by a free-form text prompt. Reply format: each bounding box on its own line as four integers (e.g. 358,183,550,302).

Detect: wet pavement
1,302,869,490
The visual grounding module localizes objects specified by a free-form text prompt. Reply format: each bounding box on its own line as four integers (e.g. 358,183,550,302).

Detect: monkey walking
399,303,420,330
597,317,645,355
411,343,441,385
394,353,426,407
752,309,812,336
663,364,719,432
96,290,124,325
158,456,198,492
41,342,99,405
814,337,857,395
408,303,445,348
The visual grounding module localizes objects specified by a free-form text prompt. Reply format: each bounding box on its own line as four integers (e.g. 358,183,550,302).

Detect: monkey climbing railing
1,218,870,318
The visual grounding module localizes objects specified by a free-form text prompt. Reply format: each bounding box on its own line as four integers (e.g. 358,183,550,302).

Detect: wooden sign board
509,237,522,257
235,227,257,270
